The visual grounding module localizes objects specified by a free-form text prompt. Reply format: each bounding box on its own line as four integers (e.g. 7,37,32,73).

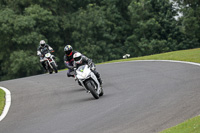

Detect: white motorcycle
41,52,58,74
75,64,104,99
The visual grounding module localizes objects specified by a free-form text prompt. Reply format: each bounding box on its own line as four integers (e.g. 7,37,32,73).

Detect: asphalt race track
1,61,200,133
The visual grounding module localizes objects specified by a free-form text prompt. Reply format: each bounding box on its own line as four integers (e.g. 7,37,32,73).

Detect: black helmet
64,45,73,56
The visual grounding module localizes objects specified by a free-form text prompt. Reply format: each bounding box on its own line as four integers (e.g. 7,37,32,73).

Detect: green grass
61,48,200,71
0,88,5,115
101,48,200,64
160,116,200,133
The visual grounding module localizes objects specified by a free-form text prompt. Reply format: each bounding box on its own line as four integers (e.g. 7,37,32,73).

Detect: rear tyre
85,80,99,99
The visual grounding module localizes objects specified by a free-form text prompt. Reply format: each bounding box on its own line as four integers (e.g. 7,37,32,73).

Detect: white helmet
73,52,82,64
40,40,46,47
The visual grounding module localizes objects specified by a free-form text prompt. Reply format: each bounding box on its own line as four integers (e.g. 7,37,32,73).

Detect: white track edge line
102,60,200,67
0,87,11,122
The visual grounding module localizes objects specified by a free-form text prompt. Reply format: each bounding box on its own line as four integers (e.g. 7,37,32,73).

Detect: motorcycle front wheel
99,87,104,97
46,62,53,74
51,62,58,73
48,67,53,74
85,80,99,99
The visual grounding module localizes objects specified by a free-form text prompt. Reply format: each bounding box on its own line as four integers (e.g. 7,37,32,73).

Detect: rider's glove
91,66,95,71
88,62,92,67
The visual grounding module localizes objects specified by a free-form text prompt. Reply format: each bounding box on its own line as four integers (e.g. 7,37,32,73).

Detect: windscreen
77,65,86,72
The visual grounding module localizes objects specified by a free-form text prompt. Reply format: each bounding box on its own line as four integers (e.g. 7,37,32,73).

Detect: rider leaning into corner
73,52,103,86
37,40,54,72
63,45,77,77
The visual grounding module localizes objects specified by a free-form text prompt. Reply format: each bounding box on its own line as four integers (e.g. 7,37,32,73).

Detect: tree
1,50,41,80
62,4,124,62
0,5,61,80
125,0,183,56
174,0,200,48
0,0,199,81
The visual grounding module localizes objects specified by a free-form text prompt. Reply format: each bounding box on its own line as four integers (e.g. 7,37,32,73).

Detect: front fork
79,80,87,91
46,59,56,69
81,78,101,94
45,60,52,70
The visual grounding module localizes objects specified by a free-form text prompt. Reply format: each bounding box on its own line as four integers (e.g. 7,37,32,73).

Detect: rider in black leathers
37,40,54,71
63,45,77,77
73,52,102,85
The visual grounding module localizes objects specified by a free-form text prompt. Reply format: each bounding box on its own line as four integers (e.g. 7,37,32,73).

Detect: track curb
0,87,11,122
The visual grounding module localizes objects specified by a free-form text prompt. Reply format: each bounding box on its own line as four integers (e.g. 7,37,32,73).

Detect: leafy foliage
0,0,199,80
1,50,41,80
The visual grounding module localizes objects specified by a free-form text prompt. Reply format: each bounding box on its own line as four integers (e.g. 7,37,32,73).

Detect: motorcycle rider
37,40,54,72
73,52,103,86
64,45,77,77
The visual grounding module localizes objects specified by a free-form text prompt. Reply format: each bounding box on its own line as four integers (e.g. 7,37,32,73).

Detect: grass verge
0,88,5,115
160,116,200,133
61,48,200,71
101,48,200,64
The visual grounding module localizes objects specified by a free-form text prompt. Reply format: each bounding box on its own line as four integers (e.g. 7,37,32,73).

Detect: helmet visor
65,50,72,55
74,56,81,61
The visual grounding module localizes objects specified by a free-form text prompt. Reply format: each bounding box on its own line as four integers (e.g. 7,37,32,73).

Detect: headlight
82,73,91,79
82,73,87,78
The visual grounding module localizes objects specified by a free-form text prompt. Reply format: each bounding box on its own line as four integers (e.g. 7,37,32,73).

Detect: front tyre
51,62,58,73
99,87,104,97
48,68,53,74
85,80,99,99
47,63,53,74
